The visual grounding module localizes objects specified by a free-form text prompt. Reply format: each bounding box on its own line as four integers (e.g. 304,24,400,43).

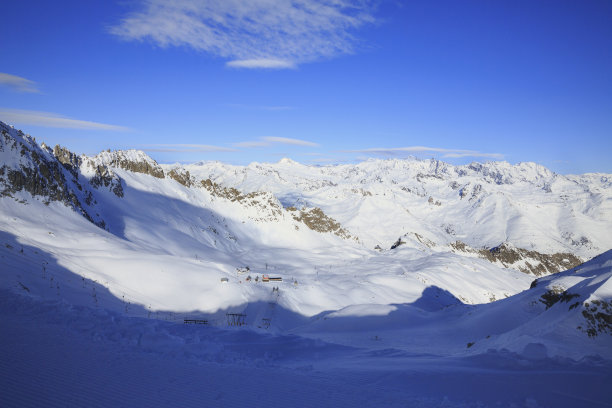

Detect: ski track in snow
2,289,612,408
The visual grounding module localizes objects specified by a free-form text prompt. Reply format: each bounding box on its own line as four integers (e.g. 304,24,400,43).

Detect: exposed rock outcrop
0,122,106,228
168,168,193,187
200,178,284,222
88,164,124,198
200,178,353,235
93,150,165,178
450,241,583,276
287,206,353,239
53,145,81,179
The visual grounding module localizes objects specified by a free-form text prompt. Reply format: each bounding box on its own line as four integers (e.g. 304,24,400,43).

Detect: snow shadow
292,285,465,337
277,193,311,209
409,285,463,311
1,225,464,337
1,227,457,352
0,229,136,313
1,228,359,367
98,182,281,257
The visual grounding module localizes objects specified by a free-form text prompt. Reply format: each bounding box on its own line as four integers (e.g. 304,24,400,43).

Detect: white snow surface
2,231,612,407
2,123,612,407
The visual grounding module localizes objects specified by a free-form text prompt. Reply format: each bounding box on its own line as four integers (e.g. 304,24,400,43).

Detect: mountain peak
90,149,164,179
278,157,298,165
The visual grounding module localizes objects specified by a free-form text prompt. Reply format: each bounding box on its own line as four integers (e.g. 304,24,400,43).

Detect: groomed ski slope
1,213,612,407
1,247,611,407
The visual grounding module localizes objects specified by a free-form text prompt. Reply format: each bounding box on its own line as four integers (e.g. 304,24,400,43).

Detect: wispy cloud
263,136,319,147
0,109,130,131
233,140,270,148
0,73,40,93
142,144,236,153
345,146,504,159
226,59,296,70
110,0,377,68
234,136,319,148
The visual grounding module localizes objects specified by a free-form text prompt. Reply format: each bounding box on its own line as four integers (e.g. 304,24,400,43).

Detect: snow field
2,286,612,408
2,124,612,407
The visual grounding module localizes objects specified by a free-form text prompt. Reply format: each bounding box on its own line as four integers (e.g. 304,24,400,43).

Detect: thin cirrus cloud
0,73,40,93
109,0,377,69
142,144,236,153
0,109,130,132
345,146,504,159
226,59,296,70
234,136,319,148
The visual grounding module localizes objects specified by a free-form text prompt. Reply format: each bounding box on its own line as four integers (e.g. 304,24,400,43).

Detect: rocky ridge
527,251,612,338
449,241,583,276
1,121,609,278
0,122,106,228
0,122,354,241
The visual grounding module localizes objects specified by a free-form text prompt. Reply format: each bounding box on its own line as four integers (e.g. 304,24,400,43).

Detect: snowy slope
2,206,612,406
294,249,612,361
0,121,537,317
2,121,612,407
2,215,611,408
3,283,611,408
0,192,533,317
1,120,610,318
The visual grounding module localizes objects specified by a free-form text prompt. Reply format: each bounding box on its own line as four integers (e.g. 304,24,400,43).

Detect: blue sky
1,0,611,174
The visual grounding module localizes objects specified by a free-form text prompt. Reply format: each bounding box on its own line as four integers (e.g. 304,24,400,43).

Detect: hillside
2,121,612,407
2,121,611,316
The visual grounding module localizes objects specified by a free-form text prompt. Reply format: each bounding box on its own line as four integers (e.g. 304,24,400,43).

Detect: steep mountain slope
0,122,109,228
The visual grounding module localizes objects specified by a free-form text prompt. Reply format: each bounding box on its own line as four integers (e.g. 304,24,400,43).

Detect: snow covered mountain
1,120,611,319
183,155,610,260
2,121,612,407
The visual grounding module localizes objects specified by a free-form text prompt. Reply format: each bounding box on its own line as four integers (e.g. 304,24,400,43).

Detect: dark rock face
539,285,580,309
580,300,611,337
168,168,193,187
288,206,353,239
0,122,107,228
5,161,64,200
450,240,583,276
200,178,248,202
482,243,582,276
89,164,124,198
110,155,164,178
390,237,405,249
389,232,435,250
200,177,353,239
200,178,284,222
53,145,81,179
